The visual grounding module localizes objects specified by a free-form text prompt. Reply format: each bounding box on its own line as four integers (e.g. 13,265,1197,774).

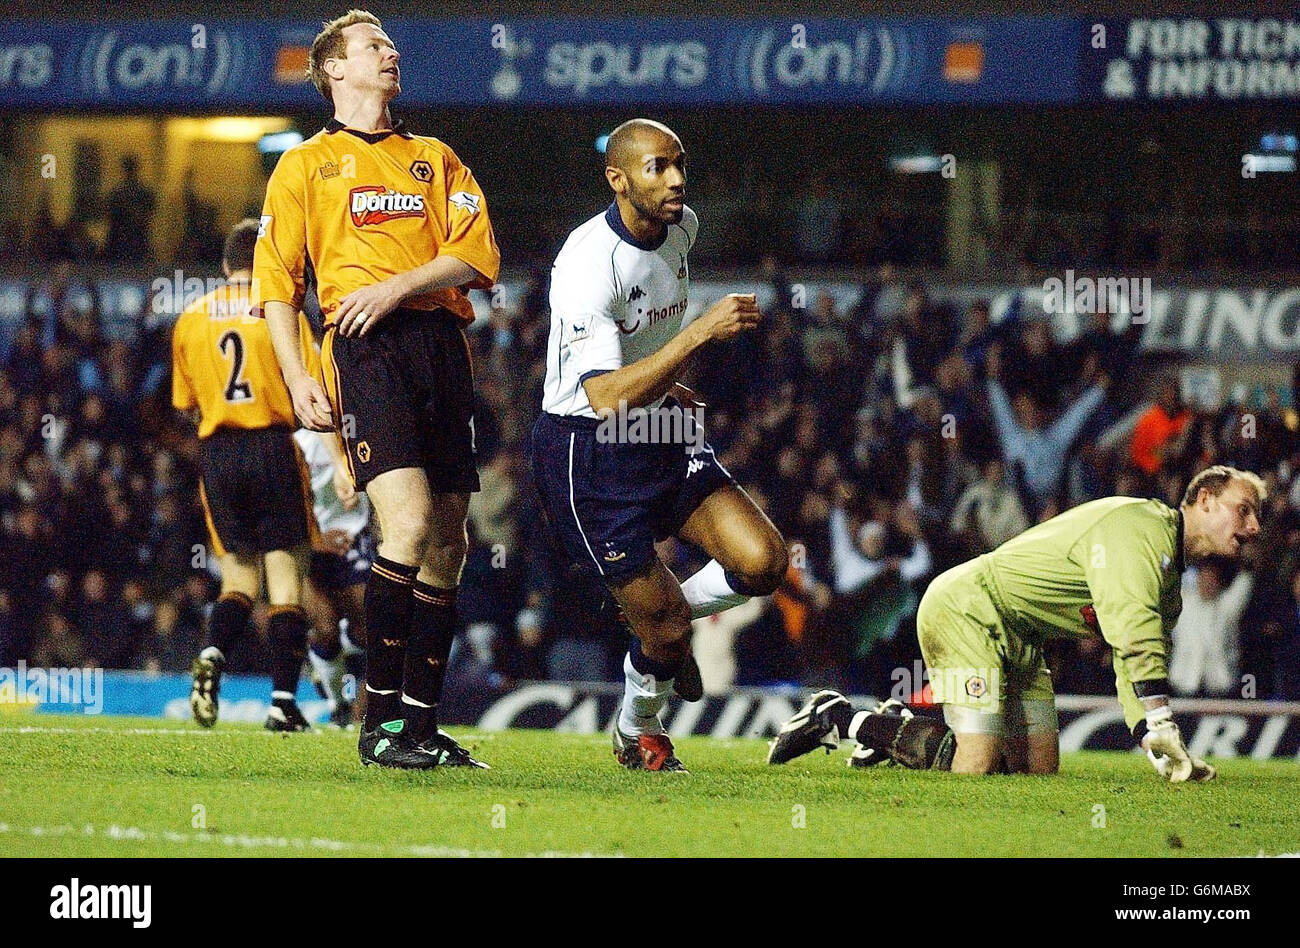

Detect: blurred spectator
0,258,1296,704
1130,374,1191,481
103,156,155,263
985,343,1107,515
692,597,764,696
75,569,135,668
949,457,1030,554
792,173,842,263
1169,559,1252,698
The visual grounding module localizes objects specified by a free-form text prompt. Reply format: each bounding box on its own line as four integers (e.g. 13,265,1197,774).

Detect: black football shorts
198,425,315,557
321,307,479,493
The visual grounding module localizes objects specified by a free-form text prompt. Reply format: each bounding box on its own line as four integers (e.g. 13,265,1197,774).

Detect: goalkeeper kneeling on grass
769,465,1263,782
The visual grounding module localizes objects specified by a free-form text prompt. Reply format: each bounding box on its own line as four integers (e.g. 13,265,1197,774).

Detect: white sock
339,622,364,657
307,644,346,709
680,559,750,620
618,651,674,736
849,710,872,744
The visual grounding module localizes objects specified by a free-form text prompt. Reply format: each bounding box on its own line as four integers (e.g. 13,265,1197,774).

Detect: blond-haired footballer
770,466,1263,782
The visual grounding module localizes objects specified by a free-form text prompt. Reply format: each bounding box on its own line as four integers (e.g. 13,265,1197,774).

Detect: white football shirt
293,428,371,540
542,202,698,418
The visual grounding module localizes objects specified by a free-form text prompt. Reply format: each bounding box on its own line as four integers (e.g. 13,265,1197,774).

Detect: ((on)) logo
409,159,433,183
965,675,988,698
356,441,371,463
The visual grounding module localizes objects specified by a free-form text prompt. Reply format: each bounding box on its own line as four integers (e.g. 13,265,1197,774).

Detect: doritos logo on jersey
349,187,427,227
449,191,481,215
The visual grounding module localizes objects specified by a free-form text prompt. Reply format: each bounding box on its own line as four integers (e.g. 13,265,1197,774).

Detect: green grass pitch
1,716,1295,858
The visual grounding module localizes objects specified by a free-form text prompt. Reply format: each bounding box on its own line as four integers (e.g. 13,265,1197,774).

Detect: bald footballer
769,466,1264,781
532,119,788,772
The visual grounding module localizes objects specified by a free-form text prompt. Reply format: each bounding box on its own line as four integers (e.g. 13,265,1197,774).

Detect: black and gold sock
266,605,309,703
205,591,253,659
363,556,419,730
402,583,456,743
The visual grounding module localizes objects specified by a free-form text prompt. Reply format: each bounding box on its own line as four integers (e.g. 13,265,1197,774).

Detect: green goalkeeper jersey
977,496,1184,728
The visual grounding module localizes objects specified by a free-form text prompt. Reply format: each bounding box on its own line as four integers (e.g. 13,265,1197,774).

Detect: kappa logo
349,186,427,227
627,285,645,302
965,676,988,698
677,252,686,279
356,441,371,463
449,190,481,214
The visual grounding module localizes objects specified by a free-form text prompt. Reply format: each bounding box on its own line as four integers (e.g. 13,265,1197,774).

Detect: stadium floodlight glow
1244,154,1296,174
1259,133,1297,154
258,130,305,155
889,154,943,174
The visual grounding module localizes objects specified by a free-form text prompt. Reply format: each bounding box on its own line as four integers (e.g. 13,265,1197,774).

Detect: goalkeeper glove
1142,706,1215,783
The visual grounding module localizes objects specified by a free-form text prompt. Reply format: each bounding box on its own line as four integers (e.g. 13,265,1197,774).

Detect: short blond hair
308,9,382,102
1180,465,1267,507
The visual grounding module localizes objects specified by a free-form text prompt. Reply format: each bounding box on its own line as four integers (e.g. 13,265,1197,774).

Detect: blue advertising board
0,16,1081,108
19,672,1300,759
1080,15,1300,102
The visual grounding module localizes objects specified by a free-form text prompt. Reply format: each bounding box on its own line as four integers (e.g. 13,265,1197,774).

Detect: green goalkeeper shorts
916,558,1056,735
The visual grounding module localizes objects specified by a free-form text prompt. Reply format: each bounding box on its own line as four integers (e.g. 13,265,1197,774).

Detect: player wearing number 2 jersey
171,218,320,733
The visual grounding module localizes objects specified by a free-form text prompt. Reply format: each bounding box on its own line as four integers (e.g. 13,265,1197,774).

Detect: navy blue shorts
309,531,376,591
530,407,735,583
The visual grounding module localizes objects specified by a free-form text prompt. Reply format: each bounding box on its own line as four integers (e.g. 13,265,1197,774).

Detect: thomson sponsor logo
618,296,688,334
0,662,103,714
50,878,151,928
594,399,705,454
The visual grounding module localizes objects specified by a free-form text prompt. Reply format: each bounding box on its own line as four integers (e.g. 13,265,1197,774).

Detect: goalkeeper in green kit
769,465,1263,782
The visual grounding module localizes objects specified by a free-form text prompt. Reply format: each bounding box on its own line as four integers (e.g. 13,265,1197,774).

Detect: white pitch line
0,822,621,859
0,726,496,739
0,726,263,735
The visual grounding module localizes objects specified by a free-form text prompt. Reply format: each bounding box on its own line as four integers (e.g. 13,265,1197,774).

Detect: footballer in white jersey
293,428,372,727
531,119,789,773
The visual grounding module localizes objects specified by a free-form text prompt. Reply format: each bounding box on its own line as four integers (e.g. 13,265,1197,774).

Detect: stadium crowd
2,255,1300,704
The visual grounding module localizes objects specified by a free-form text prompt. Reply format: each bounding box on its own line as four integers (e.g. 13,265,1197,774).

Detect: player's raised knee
730,535,789,597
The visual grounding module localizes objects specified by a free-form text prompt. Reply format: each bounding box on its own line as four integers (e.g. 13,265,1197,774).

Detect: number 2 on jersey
218,330,254,403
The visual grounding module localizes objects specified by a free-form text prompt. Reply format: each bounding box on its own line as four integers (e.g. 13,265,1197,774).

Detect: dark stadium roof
15,0,1299,19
